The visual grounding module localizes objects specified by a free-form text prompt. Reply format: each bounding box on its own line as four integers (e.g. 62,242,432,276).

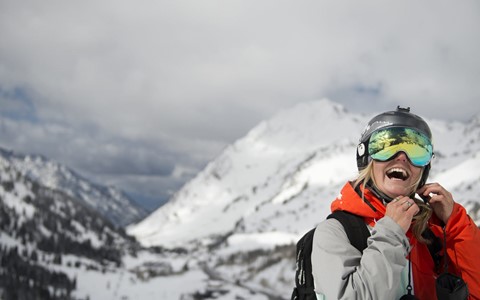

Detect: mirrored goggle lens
368,127,433,167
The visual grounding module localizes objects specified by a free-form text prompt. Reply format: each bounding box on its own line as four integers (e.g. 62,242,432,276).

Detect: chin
385,186,412,197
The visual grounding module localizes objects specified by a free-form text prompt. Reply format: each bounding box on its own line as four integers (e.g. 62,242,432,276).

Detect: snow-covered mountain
125,99,480,299
0,146,226,300
0,140,277,299
0,148,147,227
0,155,141,299
128,99,480,249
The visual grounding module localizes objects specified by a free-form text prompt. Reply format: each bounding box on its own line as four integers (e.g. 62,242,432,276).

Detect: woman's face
372,152,423,198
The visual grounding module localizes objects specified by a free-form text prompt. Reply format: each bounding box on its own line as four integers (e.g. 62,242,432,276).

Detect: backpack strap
422,227,443,273
327,210,371,253
292,227,316,300
291,211,370,300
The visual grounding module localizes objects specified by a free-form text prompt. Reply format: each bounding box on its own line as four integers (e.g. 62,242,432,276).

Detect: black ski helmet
356,106,433,187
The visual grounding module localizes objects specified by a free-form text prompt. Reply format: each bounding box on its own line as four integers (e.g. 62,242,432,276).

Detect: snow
67,266,207,300
1,185,36,219
224,232,298,253
115,270,207,300
430,151,480,190
62,250,268,300
81,231,103,248
0,232,19,248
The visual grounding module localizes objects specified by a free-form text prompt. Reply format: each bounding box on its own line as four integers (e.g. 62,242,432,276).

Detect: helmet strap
365,179,419,203
418,164,431,188
365,180,394,203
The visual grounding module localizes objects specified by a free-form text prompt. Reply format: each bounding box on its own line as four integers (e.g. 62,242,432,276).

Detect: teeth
387,168,408,179
387,168,407,175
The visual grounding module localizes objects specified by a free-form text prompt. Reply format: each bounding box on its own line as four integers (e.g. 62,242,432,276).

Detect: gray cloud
0,0,479,209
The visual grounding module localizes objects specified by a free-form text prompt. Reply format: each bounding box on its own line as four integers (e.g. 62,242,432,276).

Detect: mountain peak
244,99,361,153
127,99,366,247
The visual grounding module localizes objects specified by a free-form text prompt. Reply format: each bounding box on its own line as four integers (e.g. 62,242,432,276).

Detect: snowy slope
0,155,141,299
129,99,480,249
0,146,261,300
0,148,147,227
128,100,359,247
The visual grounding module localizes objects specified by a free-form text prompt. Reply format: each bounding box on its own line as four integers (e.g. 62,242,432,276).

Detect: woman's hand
385,196,420,233
417,183,454,224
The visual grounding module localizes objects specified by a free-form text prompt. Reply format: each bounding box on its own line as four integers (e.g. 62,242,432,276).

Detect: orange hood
331,182,387,226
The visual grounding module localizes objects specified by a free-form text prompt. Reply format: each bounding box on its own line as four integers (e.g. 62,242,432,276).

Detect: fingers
391,196,418,213
418,183,453,202
386,196,419,232
403,200,414,210
392,196,402,202
404,200,419,215
418,182,454,224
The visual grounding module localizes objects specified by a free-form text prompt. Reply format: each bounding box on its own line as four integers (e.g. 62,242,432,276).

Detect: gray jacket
312,216,411,299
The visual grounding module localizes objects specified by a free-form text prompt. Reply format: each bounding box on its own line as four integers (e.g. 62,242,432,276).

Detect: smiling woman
356,107,434,199
308,106,480,300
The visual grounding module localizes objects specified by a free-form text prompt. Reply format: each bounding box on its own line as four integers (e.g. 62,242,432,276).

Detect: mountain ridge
0,147,147,227
0,155,140,299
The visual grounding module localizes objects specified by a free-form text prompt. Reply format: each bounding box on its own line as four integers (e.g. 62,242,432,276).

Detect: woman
311,106,480,299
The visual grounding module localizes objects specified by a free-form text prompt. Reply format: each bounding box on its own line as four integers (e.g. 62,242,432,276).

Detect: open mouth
386,168,409,181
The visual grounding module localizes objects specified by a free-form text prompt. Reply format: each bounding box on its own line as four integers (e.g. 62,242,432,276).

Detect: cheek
411,168,423,181
372,163,386,183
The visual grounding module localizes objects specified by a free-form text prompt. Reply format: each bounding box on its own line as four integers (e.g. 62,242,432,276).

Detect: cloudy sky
1,0,479,210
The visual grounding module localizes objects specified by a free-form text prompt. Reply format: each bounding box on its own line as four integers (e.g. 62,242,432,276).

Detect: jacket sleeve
311,216,410,300
442,203,480,299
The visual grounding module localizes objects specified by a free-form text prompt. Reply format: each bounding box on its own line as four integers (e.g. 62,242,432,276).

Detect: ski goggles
368,127,433,167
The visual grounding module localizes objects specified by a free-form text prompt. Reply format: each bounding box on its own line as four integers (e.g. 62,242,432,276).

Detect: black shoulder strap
291,211,370,300
422,227,443,273
291,227,317,300
327,210,371,253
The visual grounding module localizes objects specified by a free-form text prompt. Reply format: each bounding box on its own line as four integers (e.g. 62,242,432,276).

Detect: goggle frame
368,127,434,167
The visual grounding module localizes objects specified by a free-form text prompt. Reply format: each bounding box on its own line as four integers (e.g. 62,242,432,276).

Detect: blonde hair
354,161,432,244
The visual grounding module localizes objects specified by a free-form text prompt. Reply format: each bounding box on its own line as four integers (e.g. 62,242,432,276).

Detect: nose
395,151,408,162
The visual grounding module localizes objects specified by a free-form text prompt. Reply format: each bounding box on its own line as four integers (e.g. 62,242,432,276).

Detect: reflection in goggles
368,127,433,167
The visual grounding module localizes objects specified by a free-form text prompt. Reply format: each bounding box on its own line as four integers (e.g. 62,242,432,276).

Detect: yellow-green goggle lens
368,127,433,167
